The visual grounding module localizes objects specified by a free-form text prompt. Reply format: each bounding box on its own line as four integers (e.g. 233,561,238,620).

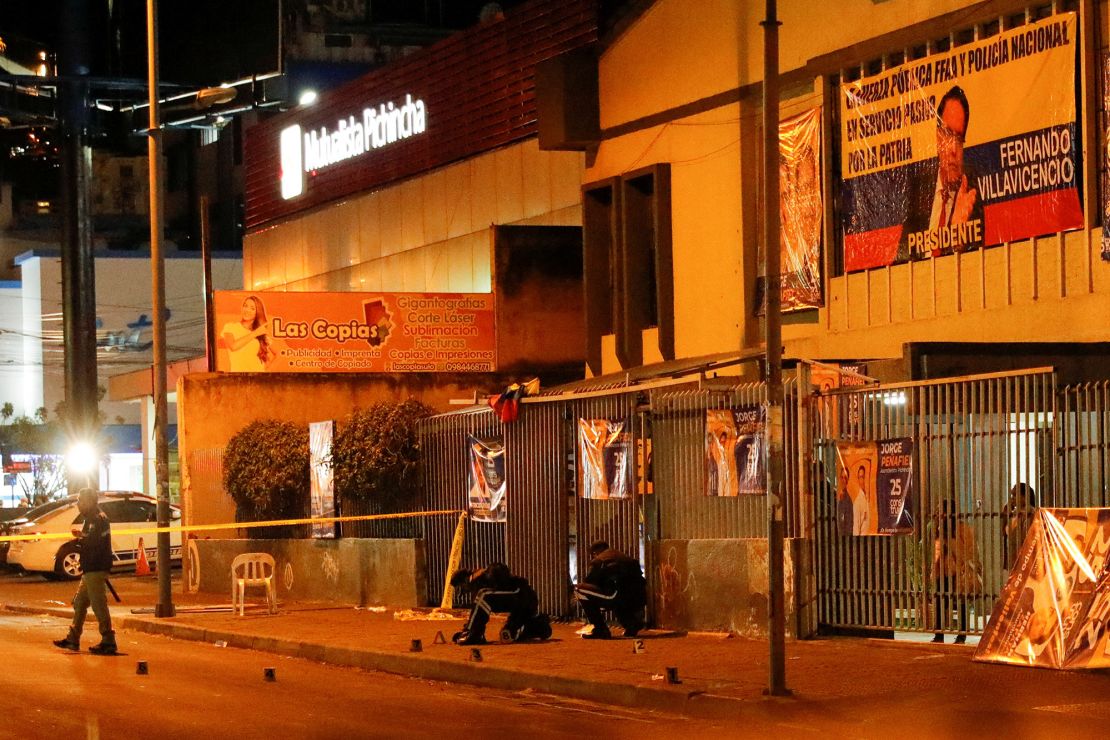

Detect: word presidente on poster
214,290,495,373
840,13,1082,272
835,438,914,536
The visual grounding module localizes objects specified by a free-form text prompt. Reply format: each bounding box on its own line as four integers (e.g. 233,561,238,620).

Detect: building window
582,163,672,373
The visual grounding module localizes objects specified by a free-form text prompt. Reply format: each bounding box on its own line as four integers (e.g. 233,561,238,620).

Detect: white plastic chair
231,553,277,616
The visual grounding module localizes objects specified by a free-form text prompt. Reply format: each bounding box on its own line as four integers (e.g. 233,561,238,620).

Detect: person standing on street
53,488,117,655
575,541,647,639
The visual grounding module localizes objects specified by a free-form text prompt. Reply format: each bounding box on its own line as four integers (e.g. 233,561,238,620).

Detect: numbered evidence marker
470,648,483,662
632,639,646,654
410,638,423,652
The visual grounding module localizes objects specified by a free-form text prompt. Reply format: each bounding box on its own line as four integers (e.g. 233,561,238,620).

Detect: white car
6,492,182,580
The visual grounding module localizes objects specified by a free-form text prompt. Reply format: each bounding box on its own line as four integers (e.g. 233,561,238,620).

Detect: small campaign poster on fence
835,438,914,536
309,420,336,538
706,408,766,496
975,508,1110,670
578,419,631,500
467,435,506,523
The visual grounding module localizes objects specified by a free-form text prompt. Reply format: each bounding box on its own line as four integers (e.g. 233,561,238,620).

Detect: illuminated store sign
280,94,427,200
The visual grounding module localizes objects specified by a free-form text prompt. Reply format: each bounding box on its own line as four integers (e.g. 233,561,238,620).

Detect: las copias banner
840,13,1082,272
214,290,495,373
974,508,1110,670
834,438,914,536
467,435,506,523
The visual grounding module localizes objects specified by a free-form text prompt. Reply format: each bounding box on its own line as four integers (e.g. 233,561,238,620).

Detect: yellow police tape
0,509,465,543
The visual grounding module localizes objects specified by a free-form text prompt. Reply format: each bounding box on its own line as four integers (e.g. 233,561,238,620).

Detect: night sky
0,1,281,88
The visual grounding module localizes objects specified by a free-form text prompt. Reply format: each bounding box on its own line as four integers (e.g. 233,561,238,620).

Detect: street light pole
59,0,98,493
761,0,788,696
147,0,175,618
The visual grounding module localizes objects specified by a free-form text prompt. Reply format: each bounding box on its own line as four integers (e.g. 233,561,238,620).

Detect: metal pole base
155,603,177,618
763,686,794,698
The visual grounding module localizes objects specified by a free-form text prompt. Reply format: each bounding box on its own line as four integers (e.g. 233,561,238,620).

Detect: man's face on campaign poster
937,97,968,188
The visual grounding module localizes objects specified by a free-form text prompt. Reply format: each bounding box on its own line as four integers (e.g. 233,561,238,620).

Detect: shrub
331,399,432,516
223,419,309,538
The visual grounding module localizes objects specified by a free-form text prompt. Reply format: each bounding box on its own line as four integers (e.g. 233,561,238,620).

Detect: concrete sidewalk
3,573,1109,726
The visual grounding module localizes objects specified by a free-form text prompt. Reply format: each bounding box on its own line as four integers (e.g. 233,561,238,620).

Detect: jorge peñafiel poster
840,13,1082,272
834,438,914,536
706,407,766,496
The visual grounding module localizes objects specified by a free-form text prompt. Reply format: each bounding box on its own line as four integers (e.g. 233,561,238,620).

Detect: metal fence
420,408,506,608
419,388,657,617
1057,381,1110,508
417,366,1110,637
812,368,1057,637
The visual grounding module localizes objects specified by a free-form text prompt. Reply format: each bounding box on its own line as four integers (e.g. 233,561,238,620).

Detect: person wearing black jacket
53,489,117,655
575,541,647,639
450,562,550,645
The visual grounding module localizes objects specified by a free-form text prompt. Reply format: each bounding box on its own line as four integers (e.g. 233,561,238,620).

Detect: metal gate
419,391,647,617
812,368,1057,637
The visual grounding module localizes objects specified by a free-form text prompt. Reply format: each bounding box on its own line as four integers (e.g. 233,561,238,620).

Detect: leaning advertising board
840,13,1082,272
214,291,496,373
975,508,1110,670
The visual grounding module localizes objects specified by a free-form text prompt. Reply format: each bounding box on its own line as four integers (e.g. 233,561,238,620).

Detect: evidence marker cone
135,538,152,577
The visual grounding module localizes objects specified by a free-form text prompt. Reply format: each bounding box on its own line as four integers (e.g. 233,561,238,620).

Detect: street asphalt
2,571,1109,737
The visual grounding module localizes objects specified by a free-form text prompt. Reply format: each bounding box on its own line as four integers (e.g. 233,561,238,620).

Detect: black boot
89,631,118,655
53,637,80,651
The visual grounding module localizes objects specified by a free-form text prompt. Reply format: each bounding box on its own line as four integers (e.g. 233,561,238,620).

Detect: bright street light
65,441,98,476
299,89,318,106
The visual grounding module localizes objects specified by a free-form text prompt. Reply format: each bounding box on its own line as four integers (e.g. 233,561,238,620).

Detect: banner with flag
840,13,1081,271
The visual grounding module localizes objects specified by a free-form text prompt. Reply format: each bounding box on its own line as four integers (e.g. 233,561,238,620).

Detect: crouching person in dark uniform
450,562,552,645
574,541,646,639
53,488,117,655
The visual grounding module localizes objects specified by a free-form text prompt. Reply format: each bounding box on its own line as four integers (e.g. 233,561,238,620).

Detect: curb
2,603,753,719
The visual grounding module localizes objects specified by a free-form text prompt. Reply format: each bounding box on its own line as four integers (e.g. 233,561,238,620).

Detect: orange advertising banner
214,291,496,373
974,508,1110,670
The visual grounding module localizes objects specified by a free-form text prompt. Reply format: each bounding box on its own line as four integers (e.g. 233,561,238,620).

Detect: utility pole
147,0,175,618
59,0,98,492
200,196,216,371
761,0,789,697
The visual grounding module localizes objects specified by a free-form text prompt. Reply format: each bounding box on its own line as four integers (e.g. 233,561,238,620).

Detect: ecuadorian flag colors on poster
839,13,1082,273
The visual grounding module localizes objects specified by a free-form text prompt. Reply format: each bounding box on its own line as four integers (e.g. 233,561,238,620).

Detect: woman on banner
220,295,276,372
930,498,983,643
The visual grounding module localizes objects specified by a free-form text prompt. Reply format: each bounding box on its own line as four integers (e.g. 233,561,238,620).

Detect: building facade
574,0,1108,379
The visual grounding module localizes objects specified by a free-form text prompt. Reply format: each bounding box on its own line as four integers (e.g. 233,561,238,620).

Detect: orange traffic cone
135,537,152,577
